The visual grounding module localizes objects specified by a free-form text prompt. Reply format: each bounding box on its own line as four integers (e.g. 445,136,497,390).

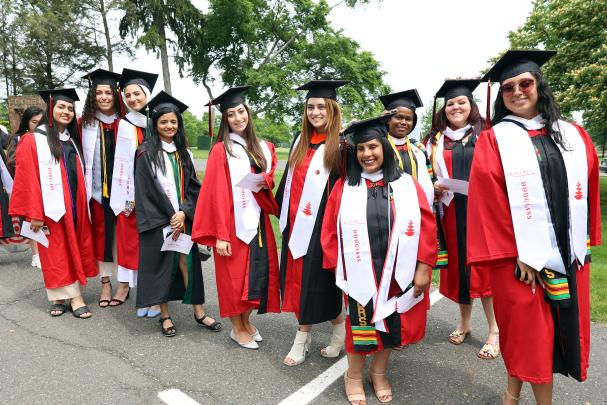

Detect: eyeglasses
499,79,535,97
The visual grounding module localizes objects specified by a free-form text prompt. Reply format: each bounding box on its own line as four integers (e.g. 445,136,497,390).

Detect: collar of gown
229,133,246,146
361,169,384,182
389,135,407,146
502,114,544,130
37,124,70,141
443,124,472,141
126,111,147,128
97,112,117,124
162,140,176,153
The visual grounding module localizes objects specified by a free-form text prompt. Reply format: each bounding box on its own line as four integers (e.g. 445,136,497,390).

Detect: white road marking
278,289,444,405
158,389,201,405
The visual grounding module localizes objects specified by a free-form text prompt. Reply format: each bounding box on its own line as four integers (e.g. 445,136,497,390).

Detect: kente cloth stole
540,268,571,308
348,295,378,352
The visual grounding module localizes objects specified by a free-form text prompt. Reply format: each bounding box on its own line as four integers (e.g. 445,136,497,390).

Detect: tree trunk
99,0,113,71
158,12,172,94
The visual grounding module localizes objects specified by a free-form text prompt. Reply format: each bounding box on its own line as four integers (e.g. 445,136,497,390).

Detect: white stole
433,124,472,208
281,135,330,259
0,157,12,193
226,133,272,244
336,174,422,329
494,116,588,271
81,112,117,205
390,135,433,208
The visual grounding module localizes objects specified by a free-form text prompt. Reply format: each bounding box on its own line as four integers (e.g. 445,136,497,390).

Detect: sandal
504,390,521,402
160,316,176,337
478,332,500,359
449,329,471,345
99,280,111,307
344,371,366,405
70,305,92,319
109,283,130,306
194,314,221,331
50,303,67,317
368,370,392,403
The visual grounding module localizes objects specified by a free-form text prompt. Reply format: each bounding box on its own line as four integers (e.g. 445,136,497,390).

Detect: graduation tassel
485,79,492,129
145,106,150,140
431,94,437,130
48,94,53,127
87,75,92,88
208,100,213,139
118,87,126,118
101,122,110,198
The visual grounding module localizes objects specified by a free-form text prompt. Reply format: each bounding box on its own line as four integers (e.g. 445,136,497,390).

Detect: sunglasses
499,79,535,97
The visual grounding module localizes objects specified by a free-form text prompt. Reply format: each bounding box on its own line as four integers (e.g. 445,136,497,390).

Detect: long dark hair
147,106,193,176
7,106,44,174
423,97,485,146
215,103,267,172
39,103,83,163
490,71,566,148
81,84,125,127
347,137,403,186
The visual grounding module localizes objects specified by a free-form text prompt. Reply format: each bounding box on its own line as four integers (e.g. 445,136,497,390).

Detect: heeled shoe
230,329,258,349
368,371,392,403
321,322,345,357
110,283,130,306
344,371,366,404
99,280,112,307
283,329,311,366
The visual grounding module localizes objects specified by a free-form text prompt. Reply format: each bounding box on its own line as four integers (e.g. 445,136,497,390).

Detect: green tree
253,115,292,146
489,0,607,133
419,98,444,138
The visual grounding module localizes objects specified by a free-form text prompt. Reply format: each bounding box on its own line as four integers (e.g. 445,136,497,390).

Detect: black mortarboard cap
118,68,159,92
37,88,80,104
146,90,189,115
211,86,252,113
295,80,350,100
379,89,423,111
82,68,121,88
436,80,480,102
343,113,396,145
481,50,557,83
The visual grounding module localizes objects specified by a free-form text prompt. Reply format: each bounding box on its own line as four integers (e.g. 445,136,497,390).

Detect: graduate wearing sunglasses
321,114,437,404
467,50,601,404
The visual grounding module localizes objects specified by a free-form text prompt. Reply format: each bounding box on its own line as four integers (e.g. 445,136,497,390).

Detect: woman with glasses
467,50,601,405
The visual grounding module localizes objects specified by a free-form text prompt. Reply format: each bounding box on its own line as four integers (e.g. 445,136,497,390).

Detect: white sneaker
230,329,259,349
31,256,41,269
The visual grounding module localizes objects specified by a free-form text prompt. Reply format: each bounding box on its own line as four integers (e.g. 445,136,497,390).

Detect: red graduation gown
467,124,600,383
321,177,438,354
77,118,141,271
191,141,281,318
8,133,97,289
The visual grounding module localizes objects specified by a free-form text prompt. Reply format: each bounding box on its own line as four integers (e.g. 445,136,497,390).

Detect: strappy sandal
70,305,92,319
109,283,130,306
344,371,366,405
449,329,471,345
478,332,500,359
50,303,67,317
368,370,392,403
504,389,520,402
194,314,221,331
99,280,111,307
160,316,176,337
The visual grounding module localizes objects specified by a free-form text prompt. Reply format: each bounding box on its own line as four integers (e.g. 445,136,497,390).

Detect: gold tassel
388,134,404,170
405,136,417,180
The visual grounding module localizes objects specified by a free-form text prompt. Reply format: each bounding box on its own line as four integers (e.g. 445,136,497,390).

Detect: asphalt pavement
0,247,606,405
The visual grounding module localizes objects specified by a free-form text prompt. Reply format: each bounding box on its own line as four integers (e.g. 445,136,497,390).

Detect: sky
77,0,538,130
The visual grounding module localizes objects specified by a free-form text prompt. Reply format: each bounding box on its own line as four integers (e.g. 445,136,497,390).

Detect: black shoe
99,279,112,307
110,283,130,306
160,317,177,337
50,303,67,317
194,313,222,331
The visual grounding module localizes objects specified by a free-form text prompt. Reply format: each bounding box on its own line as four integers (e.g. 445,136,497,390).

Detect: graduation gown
8,130,97,292
431,130,491,304
78,117,142,278
134,143,205,307
191,140,281,317
467,123,600,383
321,177,437,354
275,132,352,325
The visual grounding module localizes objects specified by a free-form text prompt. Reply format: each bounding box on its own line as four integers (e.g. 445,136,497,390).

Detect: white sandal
284,329,311,366
321,322,345,358
504,389,521,402
344,371,366,404
368,370,392,403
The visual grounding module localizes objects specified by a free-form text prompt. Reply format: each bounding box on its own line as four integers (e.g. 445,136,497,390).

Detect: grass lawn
191,147,289,161
590,178,607,323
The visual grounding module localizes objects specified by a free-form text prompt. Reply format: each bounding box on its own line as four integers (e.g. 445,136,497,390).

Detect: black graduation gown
134,143,205,308
0,146,14,238
393,137,428,178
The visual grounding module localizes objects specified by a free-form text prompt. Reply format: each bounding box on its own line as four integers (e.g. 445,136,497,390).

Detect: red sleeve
467,129,518,267
8,133,45,221
190,144,232,246
571,123,601,246
253,141,279,215
321,178,345,270
77,117,83,138
415,178,438,267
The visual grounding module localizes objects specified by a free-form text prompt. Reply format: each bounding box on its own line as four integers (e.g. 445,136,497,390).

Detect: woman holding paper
321,114,436,404
422,79,499,360
468,50,600,405
9,88,97,318
192,86,280,350
134,91,218,337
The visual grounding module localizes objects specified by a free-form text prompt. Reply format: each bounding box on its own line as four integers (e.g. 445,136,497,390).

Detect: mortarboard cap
119,68,159,92
295,80,350,100
379,89,423,112
37,88,80,104
82,69,121,88
343,113,396,145
211,86,252,113
146,90,189,115
481,50,557,83
436,79,480,102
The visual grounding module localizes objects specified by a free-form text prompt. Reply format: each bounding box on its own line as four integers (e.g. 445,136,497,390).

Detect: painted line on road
278,289,444,405
159,388,201,405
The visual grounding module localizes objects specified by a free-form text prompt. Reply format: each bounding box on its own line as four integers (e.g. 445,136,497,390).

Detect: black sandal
160,316,177,337
70,305,92,319
194,314,221,331
99,280,112,307
110,283,131,306
50,303,67,317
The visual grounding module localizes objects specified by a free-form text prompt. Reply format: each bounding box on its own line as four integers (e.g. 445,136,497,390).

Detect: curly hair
423,97,485,146
81,84,125,127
